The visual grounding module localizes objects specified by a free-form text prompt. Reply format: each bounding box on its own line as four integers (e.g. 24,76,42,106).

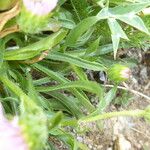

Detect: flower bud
0,0,17,11
107,64,131,83
17,0,58,33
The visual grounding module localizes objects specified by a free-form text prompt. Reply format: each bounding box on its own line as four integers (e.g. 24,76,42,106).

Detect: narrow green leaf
0,40,5,69
33,77,51,86
33,64,95,112
48,92,82,118
107,18,128,40
107,18,129,59
111,34,120,59
75,28,95,47
71,65,88,81
36,81,102,97
110,2,150,15
0,76,30,101
96,44,114,55
65,16,99,47
97,7,109,19
117,15,150,35
48,111,63,130
85,38,100,56
4,29,67,60
47,52,106,71
91,87,117,116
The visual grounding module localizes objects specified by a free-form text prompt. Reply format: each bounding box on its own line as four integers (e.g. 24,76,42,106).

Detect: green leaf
0,75,29,101
107,18,128,58
84,37,100,56
49,129,78,149
110,2,150,15
47,52,106,71
107,18,128,40
111,34,120,59
36,81,102,97
71,65,88,81
48,92,82,118
117,15,150,35
48,111,63,130
70,0,89,20
0,40,5,69
91,87,117,116
33,77,51,86
33,63,95,112
96,44,114,55
97,7,109,19
27,73,39,101
65,16,99,47
75,28,95,47
4,29,67,60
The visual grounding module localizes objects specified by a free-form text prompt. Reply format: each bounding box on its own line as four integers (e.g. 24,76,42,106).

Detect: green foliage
0,0,150,149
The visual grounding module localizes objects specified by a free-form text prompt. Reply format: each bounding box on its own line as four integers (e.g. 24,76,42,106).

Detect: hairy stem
79,109,145,123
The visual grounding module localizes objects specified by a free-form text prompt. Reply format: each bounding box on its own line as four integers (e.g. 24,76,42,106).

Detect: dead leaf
0,25,19,38
0,2,20,32
20,50,49,64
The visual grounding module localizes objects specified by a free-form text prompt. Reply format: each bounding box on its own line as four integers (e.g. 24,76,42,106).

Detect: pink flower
23,0,58,16
120,67,131,79
0,103,28,150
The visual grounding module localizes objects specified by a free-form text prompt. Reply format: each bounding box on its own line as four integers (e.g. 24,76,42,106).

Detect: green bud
107,64,131,83
0,0,17,11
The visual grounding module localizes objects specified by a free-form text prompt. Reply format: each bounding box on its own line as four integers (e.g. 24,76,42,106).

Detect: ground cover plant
0,0,150,149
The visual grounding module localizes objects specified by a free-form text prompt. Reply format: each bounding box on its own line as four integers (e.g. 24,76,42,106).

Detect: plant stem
103,84,150,102
79,109,145,123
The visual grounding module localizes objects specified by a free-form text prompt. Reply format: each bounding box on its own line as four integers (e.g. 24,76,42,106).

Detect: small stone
88,144,93,149
77,136,83,143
